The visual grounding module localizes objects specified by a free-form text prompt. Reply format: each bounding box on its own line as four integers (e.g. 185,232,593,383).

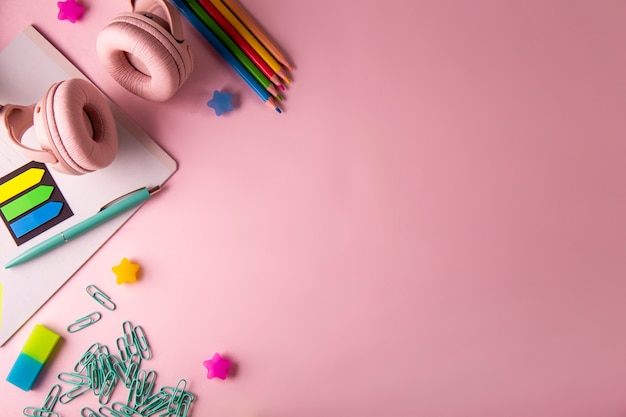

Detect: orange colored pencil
222,0,294,71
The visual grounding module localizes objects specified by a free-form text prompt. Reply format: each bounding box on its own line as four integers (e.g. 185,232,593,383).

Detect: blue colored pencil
169,0,282,113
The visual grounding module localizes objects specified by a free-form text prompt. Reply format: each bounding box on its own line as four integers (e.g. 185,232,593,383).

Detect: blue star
207,90,234,116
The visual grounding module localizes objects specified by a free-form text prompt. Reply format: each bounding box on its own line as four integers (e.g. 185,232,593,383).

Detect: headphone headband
0,104,57,164
131,0,185,42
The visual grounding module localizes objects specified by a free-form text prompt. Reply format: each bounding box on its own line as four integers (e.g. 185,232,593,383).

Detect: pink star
57,0,84,23
203,353,231,380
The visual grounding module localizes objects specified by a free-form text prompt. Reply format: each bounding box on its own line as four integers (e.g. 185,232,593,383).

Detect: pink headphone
0,78,118,175
96,0,194,102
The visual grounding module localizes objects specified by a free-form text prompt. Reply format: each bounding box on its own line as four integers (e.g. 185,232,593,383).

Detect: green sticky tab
1,185,54,221
21,324,61,363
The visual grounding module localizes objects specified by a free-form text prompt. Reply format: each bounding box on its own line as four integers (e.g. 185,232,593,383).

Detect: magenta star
57,0,84,23
203,353,231,380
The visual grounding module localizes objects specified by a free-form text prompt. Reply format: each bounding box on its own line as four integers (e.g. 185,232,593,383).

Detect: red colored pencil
197,0,285,90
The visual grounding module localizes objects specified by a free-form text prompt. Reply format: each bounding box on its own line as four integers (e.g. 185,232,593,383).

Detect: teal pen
5,186,161,269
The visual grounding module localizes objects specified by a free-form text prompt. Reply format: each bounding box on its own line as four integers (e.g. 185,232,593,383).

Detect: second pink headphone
96,0,194,102
0,78,118,175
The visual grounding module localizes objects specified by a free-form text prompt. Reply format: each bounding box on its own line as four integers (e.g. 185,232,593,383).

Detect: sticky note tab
21,324,61,363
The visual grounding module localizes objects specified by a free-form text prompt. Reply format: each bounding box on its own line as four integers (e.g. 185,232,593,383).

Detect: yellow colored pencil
222,0,294,71
208,0,291,83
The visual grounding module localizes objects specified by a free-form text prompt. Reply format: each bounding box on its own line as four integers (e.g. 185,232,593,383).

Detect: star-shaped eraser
203,353,231,380
112,258,140,284
207,90,234,116
57,0,84,23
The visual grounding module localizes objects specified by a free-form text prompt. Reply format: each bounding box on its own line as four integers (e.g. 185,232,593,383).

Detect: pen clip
98,186,161,212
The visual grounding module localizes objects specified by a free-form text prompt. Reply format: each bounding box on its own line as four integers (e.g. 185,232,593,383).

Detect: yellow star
112,258,140,284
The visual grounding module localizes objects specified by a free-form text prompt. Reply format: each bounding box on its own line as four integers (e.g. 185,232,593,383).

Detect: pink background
1,0,626,416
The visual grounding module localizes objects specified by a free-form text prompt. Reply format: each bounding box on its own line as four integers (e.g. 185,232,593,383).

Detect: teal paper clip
67,312,102,333
98,370,117,405
23,407,60,417
59,384,90,404
86,284,116,311
99,405,128,417
80,407,100,417
41,384,62,411
57,371,91,386
73,342,99,372
132,325,152,360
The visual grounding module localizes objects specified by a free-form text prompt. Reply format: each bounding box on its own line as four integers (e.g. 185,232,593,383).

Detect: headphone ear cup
33,78,119,175
96,14,191,102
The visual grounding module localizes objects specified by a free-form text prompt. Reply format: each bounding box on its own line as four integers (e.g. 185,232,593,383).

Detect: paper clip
116,336,131,362
132,325,152,360
67,312,102,333
98,370,118,405
73,342,99,372
111,401,141,416
57,371,91,386
124,353,141,388
166,379,187,415
86,284,116,311
133,369,157,406
23,407,60,417
135,390,167,415
81,407,101,417
98,406,127,417
59,384,90,404
41,383,62,411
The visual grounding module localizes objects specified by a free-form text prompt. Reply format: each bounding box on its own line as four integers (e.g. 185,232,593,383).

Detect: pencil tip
278,84,286,91
276,107,282,114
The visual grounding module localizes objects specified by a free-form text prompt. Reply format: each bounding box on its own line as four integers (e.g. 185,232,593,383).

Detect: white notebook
0,26,177,346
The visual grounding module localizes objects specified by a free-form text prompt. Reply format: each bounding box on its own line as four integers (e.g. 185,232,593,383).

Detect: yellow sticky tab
0,168,45,204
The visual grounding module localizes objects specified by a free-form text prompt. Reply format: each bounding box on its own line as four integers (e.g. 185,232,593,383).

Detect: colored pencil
207,0,291,83
197,0,284,90
222,0,294,71
187,0,281,99
169,0,282,113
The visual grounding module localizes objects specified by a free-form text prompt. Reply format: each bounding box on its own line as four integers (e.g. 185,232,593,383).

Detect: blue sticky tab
6,352,44,391
10,201,63,238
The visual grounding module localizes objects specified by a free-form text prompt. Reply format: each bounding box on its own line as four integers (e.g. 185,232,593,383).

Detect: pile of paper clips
23,320,196,417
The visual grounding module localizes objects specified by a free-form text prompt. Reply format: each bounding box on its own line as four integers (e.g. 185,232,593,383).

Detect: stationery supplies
6,324,61,391
0,26,177,346
66,312,102,333
170,0,282,113
194,0,281,99
45,321,196,414
222,0,294,71
22,384,62,416
198,0,284,90
4,186,160,269
86,284,116,311
207,0,290,83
